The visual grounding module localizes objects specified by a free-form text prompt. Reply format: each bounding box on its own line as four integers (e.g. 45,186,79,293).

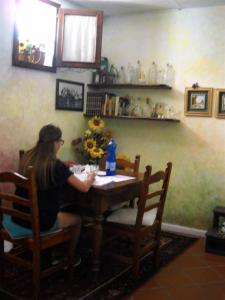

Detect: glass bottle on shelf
118,66,126,84
157,69,165,85
170,64,175,86
136,60,146,84
151,104,158,119
142,97,153,118
128,96,136,116
127,62,135,83
165,104,175,118
156,102,165,118
109,64,118,84
133,96,143,116
148,61,157,85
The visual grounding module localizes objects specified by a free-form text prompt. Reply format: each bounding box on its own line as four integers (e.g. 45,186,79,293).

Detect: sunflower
83,138,96,152
103,130,112,142
89,147,104,159
88,116,104,132
84,129,91,137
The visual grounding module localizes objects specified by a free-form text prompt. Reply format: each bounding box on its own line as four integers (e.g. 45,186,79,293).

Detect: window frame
12,0,60,73
56,8,103,69
12,1,104,72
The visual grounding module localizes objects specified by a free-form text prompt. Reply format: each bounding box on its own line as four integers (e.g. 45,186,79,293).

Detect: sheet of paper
74,173,135,186
111,175,135,182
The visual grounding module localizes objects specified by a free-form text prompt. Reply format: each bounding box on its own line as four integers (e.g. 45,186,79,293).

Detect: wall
102,6,225,229
0,0,91,174
0,0,224,230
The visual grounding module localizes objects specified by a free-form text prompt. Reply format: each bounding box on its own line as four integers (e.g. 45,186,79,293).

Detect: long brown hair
19,124,62,190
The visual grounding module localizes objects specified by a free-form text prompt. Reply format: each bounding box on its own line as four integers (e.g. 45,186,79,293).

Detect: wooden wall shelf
84,114,180,122
87,83,172,90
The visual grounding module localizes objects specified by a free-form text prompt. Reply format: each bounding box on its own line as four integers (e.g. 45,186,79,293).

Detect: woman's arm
67,172,96,192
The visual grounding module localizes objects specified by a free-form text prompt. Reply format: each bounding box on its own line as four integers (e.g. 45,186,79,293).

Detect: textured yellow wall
0,0,90,172
102,6,225,229
0,1,224,230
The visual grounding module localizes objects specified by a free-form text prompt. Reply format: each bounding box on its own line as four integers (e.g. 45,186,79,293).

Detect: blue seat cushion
3,214,61,239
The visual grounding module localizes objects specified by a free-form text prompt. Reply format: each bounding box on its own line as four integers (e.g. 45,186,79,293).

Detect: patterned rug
0,232,197,300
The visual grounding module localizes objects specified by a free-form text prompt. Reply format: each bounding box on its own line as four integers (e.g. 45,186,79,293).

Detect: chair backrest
0,167,40,241
136,161,172,229
101,154,140,176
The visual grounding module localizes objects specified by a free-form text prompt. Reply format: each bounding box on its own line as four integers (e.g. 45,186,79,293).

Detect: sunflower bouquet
72,116,112,164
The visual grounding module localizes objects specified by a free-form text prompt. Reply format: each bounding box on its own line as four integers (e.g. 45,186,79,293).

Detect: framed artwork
55,79,84,111
215,89,225,119
184,87,213,117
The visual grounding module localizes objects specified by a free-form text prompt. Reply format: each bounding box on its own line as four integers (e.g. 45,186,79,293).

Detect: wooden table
76,173,143,272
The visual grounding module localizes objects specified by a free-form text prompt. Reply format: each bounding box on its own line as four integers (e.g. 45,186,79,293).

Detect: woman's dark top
12,160,73,231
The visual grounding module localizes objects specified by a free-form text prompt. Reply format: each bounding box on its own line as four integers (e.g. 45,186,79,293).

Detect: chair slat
144,202,160,212
0,207,31,221
0,192,31,207
145,190,163,200
150,171,165,183
0,172,29,189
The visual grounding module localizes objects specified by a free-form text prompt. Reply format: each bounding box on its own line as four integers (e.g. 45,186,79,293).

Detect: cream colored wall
102,6,225,229
0,0,224,229
0,0,91,172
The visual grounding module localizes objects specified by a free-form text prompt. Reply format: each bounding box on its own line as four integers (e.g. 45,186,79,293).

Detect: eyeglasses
58,139,64,145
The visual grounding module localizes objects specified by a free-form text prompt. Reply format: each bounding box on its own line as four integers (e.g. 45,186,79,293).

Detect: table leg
92,213,104,272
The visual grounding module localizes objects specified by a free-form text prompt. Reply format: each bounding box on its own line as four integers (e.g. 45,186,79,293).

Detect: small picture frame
56,79,84,111
184,87,213,117
215,89,225,119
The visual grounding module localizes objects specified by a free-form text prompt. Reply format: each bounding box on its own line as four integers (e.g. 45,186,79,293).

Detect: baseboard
162,222,206,238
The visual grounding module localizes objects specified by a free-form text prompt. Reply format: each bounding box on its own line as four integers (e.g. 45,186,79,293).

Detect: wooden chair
0,167,78,300
101,154,140,210
101,154,140,177
104,161,172,278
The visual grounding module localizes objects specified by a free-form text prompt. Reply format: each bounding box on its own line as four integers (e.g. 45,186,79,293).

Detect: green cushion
3,214,61,239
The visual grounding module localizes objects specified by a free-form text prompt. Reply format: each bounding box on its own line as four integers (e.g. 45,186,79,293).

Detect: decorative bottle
109,64,118,84
106,138,117,176
142,97,153,118
148,61,157,85
118,66,126,84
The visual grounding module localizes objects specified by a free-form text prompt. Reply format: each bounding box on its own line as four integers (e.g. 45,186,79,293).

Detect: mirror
12,0,59,72
56,9,103,69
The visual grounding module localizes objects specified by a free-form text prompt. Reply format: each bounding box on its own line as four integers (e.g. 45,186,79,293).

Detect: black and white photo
56,79,84,111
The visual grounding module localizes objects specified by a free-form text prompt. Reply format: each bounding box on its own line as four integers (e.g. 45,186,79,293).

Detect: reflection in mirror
12,0,59,72
57,9,103,69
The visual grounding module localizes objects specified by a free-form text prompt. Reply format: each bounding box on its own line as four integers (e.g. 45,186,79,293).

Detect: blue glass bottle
106,138,116,176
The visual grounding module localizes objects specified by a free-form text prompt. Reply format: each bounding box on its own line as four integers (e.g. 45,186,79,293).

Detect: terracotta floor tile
186,239,205,254
167,285,212,300
201,253,225,266
184,266,224,284
150,268,193,287
128,288,171,300
126,237,225,300
167,253,208,269
199,282,225,300
213,265,225,277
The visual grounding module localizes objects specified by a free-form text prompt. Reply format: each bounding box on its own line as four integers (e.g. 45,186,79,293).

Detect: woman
13,124,96,247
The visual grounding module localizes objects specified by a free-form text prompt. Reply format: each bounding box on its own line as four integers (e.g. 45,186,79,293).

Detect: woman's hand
68,171,96,193
86,171,96,185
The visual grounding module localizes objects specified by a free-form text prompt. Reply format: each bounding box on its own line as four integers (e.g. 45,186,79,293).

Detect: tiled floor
126,238,225,300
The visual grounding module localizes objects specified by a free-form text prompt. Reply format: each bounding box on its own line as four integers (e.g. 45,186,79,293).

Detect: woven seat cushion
106,207,157,226
3,214,61,239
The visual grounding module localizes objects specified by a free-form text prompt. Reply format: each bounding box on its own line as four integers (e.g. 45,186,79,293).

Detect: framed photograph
56,79,84,111
215,89,225,119
184,87,213,117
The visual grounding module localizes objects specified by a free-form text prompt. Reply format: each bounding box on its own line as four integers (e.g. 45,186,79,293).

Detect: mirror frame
12,0,59,73
56,8,103,69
